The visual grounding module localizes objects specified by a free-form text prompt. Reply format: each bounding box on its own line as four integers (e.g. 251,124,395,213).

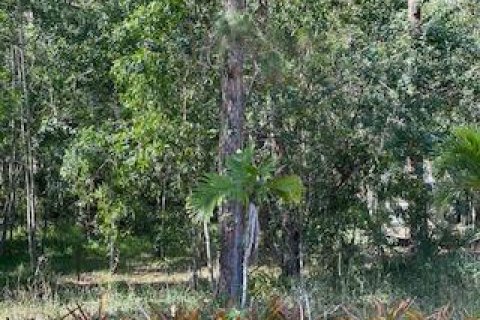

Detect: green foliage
188,146,304,221
266,175,304,204
188,173,234,221
0,0,479,308
437,126,480,189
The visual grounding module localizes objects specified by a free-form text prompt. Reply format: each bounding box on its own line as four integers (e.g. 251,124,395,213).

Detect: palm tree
188,145,304,307
437,126,480,228
438,126,480,190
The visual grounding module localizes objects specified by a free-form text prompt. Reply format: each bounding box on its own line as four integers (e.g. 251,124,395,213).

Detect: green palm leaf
187,173,234,221
267,175,305,204
226,146,257,185
189,146,304,222
439,126,480,189
256,156,276,180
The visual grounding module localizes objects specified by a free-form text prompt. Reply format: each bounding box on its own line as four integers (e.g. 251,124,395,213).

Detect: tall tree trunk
217,0,246,306
8,48,17,246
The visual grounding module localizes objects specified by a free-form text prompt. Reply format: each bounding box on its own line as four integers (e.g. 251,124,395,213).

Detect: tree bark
109,222,119,274
217,0,246,306
408,0,421,36
190,227,200,290
203,220,216,292
241,203,259,308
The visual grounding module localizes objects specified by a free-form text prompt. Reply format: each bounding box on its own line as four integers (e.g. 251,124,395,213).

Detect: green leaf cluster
188,146,304,222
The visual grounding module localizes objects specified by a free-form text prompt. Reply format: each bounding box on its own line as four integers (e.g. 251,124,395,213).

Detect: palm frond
226,145,257,184
256,156,276,180
188,173,234,221
439,126,480,190
267,175,305,204
188,146,304,222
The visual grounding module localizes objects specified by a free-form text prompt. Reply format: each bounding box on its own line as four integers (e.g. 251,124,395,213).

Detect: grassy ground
0,285,206,319
1,230,480,319
1,255,479,319
0,227,205,318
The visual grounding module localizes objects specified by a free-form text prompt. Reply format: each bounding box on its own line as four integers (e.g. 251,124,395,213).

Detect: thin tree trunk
0,162,10,255
203,220,216,292
408,0,422,36
8,46,18,247
190,227,200,290
241,203,259,308
217,0,246,306
109,222,119,274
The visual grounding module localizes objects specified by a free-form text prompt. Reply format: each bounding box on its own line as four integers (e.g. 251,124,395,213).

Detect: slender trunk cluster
0,155,18,255
12,1,38,271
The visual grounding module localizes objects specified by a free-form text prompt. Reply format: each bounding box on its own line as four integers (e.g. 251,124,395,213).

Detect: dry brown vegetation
52,296,480,320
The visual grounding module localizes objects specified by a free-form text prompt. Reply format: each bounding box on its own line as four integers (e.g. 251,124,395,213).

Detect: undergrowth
0,252,479,319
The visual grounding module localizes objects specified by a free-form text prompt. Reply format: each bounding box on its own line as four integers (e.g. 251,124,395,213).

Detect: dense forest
0,0,479,318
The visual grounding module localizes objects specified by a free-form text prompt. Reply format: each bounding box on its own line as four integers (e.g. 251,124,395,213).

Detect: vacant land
1,0,479,318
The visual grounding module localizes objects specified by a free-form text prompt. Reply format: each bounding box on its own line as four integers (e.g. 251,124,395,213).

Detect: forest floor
1,232,480,319
0,265,211,319
1,256,480,319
